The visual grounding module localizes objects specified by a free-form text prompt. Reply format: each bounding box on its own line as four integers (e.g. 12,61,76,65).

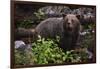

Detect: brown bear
35,14,81,51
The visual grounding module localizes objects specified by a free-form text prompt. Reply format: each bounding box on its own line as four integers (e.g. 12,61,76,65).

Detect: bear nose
68,22,70,25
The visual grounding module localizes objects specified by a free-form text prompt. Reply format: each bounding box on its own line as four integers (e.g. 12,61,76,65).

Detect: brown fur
35,14,81,50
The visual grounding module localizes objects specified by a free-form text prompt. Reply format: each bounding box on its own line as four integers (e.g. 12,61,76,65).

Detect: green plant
16,19,33,28
15,49,35,65
34,9,47,24
31,35,89,64
15,35,91,65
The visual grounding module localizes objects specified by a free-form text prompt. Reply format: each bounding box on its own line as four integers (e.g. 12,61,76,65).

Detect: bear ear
62,13,67,18
76,15,81,20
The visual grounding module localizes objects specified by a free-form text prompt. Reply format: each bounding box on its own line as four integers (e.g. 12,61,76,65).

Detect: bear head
62,14,81,35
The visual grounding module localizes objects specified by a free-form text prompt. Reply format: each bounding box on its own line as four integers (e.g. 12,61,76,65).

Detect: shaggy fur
35,14,81,50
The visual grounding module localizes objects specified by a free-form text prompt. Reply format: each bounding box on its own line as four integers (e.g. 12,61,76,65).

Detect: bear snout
67,24,73,31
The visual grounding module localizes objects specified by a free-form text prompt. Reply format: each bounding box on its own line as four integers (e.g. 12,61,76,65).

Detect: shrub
15,49,35,65
15,35,91,65
34,9,47,24
16,19,34,28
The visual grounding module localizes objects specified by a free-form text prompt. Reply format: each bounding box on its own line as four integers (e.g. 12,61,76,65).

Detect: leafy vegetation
16,19,34,28
34,9,47,24
15,35,91,65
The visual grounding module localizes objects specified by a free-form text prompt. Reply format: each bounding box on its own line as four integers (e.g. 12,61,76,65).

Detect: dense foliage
16,20,34,28
15,35,91,65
